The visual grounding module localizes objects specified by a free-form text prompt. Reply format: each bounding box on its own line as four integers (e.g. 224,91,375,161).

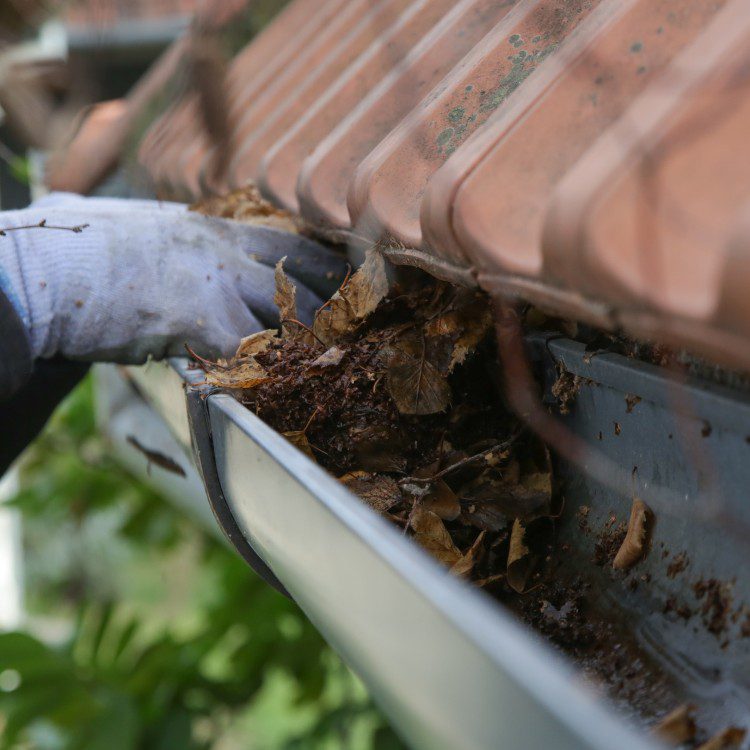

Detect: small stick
398,434,521,486
0,219,90,237
184,343,228,370
302,405,322,433
281,318,326,347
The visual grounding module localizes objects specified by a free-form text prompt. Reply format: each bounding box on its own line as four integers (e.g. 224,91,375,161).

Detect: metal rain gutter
117,358,659,750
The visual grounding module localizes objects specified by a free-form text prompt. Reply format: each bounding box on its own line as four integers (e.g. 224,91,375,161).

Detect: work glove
0,192,346,363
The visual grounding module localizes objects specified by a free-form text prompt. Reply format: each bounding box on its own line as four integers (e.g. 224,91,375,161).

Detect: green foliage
0,377,402,749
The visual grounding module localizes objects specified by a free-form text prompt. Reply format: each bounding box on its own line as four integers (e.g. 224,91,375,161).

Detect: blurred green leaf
2,373,402,749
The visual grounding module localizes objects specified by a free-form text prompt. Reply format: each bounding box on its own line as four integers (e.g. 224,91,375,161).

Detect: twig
184,343,227,371
281,317,326,347
0,219,90,237
398,433,521,486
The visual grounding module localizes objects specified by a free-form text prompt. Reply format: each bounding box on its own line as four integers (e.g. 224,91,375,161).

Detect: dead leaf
653,705,696,746
307,346,346,375
459,463,553,525
411,506,461,567
386,332,450,415
550,367,583,415
204,358,269,390
190,183,302,234
425,293,493,373
340,471,401,514
350,424,407,473
612,498,653,571
274,257,298,337
236,329,277,358
283,430,314,458
461,497,509,532
313,249,389,345
451,531,486,578
423,480,461,521
696,727,747,750
507,519,532,593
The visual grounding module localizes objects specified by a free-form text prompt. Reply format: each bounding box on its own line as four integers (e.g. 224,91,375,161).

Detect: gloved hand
0,192,346,363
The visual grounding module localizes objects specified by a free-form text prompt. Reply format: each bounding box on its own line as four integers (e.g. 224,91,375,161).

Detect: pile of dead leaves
190,183,304,234
191,249,559,591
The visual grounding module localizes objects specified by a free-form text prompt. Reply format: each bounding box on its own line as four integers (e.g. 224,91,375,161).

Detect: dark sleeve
0,288,89,475
0,285,33,398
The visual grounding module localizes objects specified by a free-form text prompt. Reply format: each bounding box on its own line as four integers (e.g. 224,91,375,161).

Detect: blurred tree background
0,376,403,749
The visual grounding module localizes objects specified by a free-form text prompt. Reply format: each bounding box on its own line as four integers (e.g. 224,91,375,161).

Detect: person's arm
0,193,345,471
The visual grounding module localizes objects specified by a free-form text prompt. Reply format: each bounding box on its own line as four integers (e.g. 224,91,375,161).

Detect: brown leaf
653,705,696,746
461,497,508,532
340,471,401,514
459,462,553,526
307,346,346,375
204,358,269,390
274,257,298,338
313,249,389,345
696,727,747,750
411,507,462,567
350,424,407,473
612,498,653,571
235,329,277,358
386,332,450,415
190,184,302,233
425,293,493,373
451,531,486,578
283,430,314,459
507,519,532,593
423,480,461,521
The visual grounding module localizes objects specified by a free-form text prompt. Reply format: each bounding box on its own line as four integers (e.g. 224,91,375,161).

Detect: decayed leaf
307,346,346,375
274,257,298,337
386,332,450,415
190,183,302,234
653,705,696,746
459,462,553,526
451,531,486,578
340,471,401,514
350,423,407,473
696,727,747,750
411,506,462,567
612,498,653,571
204,359,269,390
507,519,533,593
283,430,314,458
313,249,389,345
551,367,583,415
425,294,493,373
423,480,461,521
236,329,277,358
462,497,508,532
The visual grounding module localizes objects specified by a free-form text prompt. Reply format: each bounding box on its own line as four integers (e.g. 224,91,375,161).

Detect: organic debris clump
192,250,559,589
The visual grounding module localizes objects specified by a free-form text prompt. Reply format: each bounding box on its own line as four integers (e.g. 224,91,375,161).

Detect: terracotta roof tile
227,0,416,191
423,0,729,276
89,0,750,370
295,0,517,230
257,0,460,213
351,0,598,252
544,0,750,366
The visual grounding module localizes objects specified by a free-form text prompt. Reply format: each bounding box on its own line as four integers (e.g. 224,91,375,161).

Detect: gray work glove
0,192,345,363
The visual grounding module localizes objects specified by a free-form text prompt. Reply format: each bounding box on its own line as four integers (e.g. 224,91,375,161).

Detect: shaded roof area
56,0,750,372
